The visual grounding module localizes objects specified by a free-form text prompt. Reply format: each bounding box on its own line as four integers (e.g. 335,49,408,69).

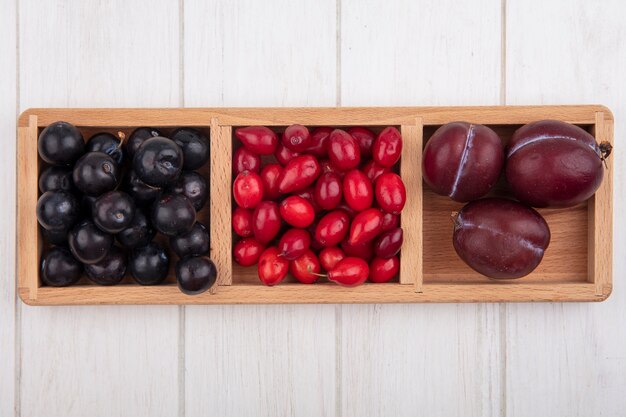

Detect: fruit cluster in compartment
422,120,612,280
232,125,406,286
36,122,217,295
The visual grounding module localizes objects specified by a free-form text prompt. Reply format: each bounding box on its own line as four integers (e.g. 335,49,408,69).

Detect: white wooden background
0,0,624,416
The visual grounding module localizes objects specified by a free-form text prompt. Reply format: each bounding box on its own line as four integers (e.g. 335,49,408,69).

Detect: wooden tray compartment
17,106,613,305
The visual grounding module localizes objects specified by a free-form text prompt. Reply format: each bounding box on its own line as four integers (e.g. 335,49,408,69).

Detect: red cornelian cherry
282,124,312,152
233,171,264,209
307,127,332,157
278,228,311,261
369,256,399,283
233,237,265,266
295,187,322,214
372,127,402,167
232,207,253,237
235,126,278,155
274,143,300,166
327,129,361,171
252,201,281,244
348,208,383,245
315,172,342,210
327,257,369,287
260,163,282,201
347,127,375,158
280,196,315,228
343,169,373,211
319,247,346,271
257,246,289,286
290,249,321,284
233,146,261,174
375,172,406,214
380,212,400,232
341,239,375,262
374,227,403,258
335,201,356,218
315,210,350,247
277,155,321,194
362,160,390,183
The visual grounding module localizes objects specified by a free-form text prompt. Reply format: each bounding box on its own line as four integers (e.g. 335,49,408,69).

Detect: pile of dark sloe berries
36,121,217,295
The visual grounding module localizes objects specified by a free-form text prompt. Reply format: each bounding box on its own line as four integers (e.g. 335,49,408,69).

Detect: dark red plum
116,209,155,249
172,128,210,170
452,198,550,279
68,219,113,264
126,127,161,158
40,247,82,287
39,166,73,193
38,121,84,166
133,137,183,187
129,242,170,285
36,191,80,231
73,152,120,196
84,246,127,285
506,120,611,208
93,191,136,233
152,194,196,236
422,122,504,202
169,222,210,258
176,256,217,295
86,132,124,164
168,171,208,211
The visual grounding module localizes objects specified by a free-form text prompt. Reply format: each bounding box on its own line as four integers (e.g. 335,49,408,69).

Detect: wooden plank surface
0,0,17,415
17,1,181,416
183,0,338,416
505,0,626,415
339,0,504,415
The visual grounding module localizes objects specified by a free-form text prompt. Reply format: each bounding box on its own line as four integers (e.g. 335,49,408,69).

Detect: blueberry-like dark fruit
38,121,85,166
133,137,183,187
73,152,120,196
169,222,210,258
126,127,161,158
39,166,73,193
175,256,217,295
129,242,170,285
124,170,161,206
168,171,208,211
93,191,136,233
84,246,127,285
152,194,196,236
40,247,82,287
171,128,210,170
42,227,70,246
36,191,80,231
116,209,155,249
68,219,113,264
86,132,124,164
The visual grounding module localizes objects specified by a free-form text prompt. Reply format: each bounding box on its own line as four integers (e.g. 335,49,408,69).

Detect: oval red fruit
233,237,265,266
260,163,283,201
282,124,311,152
295,187,322,214
362,160,390,182
274,143,300,166
380,212,399,232
369,256,399,283
232,207,253,237
307,127,332,157
374,227,403,258
348,208,383,245
233,146,261,174
328,129,361,171
278,228,311,261
277,155,321,194
341,239,375,262
257,246,289,286
372,127,402,167
319,247,346,271
235,126,278,155
280,196,315,228
315,210,350,247
290,250,321,284
252,201,281,244
343,169,373,211
315,172,343,210
375,172,406,214
327,257,369,287
347,127,375,158
233,171,264,209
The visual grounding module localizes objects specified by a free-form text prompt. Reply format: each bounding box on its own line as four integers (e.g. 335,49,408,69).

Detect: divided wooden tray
16,106,614,305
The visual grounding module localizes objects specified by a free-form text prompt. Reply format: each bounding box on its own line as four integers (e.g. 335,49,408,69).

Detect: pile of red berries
231,125,406,286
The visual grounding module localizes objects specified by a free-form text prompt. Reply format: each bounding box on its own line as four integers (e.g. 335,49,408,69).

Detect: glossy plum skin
506,120,606,208
68,219,113,264
133,137,183,187
39,166,73,193
422,122,504,202
93,191,136,233
36,191,80,231
126,127,161,158
41,247,82,287
171,128,210,170
129,242,170,285
168,171,208,211
452,198,550,279
151,194,196,236
38,121,85,165
84,246,127,285
116,209,155,249
73,152,120,196
169,222,210,257
86,133,124,164
176,256,217,295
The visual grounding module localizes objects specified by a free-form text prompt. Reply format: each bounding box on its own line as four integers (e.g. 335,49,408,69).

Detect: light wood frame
17,106,613,305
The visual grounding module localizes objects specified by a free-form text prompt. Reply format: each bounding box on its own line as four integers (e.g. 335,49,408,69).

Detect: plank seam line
499,0,507,415
178,1,186,416
335,1,343,415
14,0,22,414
